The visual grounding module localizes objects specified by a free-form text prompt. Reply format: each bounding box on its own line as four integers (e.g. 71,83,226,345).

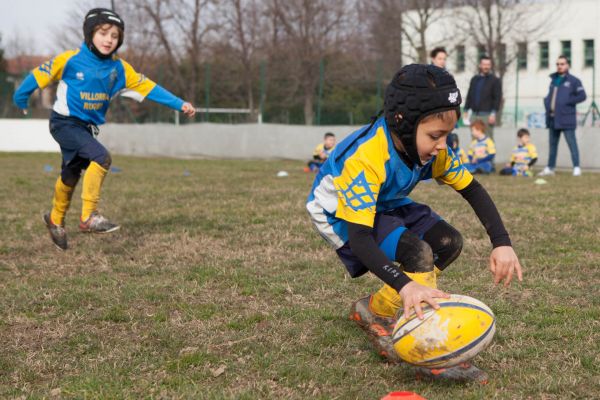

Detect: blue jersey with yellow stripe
13,43,184,125
306,117,473,249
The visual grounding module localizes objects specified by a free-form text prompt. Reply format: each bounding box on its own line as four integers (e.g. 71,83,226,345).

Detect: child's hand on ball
399,282,450,320
181,102,196,117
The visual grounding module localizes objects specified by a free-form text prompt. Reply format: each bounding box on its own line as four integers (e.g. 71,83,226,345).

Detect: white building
403,0,600,127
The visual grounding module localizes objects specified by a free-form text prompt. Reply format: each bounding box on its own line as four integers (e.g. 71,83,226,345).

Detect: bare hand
488,114,496,125
22,109,28,115
490,246,523,287
181,102,196,117
399,281,450,320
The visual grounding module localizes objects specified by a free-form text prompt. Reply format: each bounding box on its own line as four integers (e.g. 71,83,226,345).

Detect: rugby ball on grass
392,294,495,368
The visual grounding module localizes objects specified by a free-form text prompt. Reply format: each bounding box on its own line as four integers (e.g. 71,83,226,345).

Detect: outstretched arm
457,179,523,286
119,58,195,117
13,73,39,114
146,85,196,117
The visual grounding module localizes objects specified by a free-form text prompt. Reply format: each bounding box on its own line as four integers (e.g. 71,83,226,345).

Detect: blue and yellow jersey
13,43,184,125
468,136,496,163
510,143,537,168
456,146,469,164
313,143,335,160
306,117,473,249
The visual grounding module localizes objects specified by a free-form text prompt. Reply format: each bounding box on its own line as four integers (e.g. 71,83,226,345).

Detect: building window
561,40,571,62
456,45,465,72
517,42,527,70
584,39,594,67
539,41,549,69
477,44,487,61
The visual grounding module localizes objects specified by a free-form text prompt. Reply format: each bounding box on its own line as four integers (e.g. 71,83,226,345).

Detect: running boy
307,132,336,172
306,64,522,383
467,120,496,174
13,8,196,250
499,128,538,176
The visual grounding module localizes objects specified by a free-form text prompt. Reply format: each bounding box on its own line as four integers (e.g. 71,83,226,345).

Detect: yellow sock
81,161,108,221
434,266,443,277
50,177,75,226
404,270,437,289
370,271,439,318
370,284,403,318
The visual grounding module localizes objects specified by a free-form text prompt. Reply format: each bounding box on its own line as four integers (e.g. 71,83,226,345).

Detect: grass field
1,153,599,399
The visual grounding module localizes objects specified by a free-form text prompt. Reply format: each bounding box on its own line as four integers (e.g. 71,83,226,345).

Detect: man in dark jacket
539,56,587,177
464,56,502,138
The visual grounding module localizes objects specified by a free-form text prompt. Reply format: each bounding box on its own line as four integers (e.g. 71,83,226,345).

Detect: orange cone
381,392,427,400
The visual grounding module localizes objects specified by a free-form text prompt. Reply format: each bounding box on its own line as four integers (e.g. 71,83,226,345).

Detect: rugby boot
79,212,120,233
349,295,401,363
43,212,67,250
414,361,489,384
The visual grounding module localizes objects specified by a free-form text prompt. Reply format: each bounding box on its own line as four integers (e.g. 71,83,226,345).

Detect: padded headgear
384,64,462,166
83,8,125,59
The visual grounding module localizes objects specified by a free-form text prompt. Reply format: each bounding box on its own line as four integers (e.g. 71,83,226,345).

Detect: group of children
446,120,538,177
309,118,539,179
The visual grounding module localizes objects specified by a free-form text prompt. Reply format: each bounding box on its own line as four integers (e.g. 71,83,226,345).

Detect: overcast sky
0,0,112,55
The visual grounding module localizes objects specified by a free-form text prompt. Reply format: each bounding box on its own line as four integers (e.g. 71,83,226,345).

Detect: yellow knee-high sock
81,161,108,221
434,266,443,277
50,177,75,226
404,270,437,289
370,270,438,318
370,284,403,317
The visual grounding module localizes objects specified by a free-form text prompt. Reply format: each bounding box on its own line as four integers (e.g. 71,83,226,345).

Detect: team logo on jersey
564,81,571,87
448,91,459,104
38,59,53,76
76,72,85,80
338,171,378,211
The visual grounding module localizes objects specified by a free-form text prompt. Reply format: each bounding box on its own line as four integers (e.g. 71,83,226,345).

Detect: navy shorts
49,111,109,171
336,202,441,278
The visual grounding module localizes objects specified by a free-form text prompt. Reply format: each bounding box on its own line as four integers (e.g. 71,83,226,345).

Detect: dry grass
1,153,599,399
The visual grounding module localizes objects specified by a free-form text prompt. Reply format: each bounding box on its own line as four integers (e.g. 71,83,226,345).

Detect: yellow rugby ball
391,294,495,368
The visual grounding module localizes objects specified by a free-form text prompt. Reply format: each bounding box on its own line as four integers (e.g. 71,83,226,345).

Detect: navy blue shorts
336,202,441,278
49,111,109,171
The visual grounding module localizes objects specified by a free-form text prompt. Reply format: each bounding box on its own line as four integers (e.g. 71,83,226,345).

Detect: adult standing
463,56,502,139
430,47,447,69
539,56,586,176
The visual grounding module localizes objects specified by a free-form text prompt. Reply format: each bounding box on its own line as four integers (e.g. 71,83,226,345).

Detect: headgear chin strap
384,64,462,167
83,8,125,59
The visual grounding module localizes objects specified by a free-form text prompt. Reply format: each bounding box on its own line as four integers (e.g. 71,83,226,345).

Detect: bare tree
364,0,405,78
456,0,554,79
269,0,353,125
401,0,447,63
220,0,267,113
125,0,218,103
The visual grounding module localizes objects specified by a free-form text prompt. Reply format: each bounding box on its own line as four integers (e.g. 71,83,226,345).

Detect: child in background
13,8,196,250
446,133,468,164
500,128,538,176
467,120,496,174
306,132,336,172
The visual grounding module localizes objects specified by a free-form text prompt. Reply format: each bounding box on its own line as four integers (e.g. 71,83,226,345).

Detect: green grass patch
0,153,599,399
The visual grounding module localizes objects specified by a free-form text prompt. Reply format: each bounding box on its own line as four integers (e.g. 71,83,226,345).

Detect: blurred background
0,0,598,128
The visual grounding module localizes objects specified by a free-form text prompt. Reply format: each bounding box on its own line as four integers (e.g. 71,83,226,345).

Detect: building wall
406,0,600,126
2,119,599,169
